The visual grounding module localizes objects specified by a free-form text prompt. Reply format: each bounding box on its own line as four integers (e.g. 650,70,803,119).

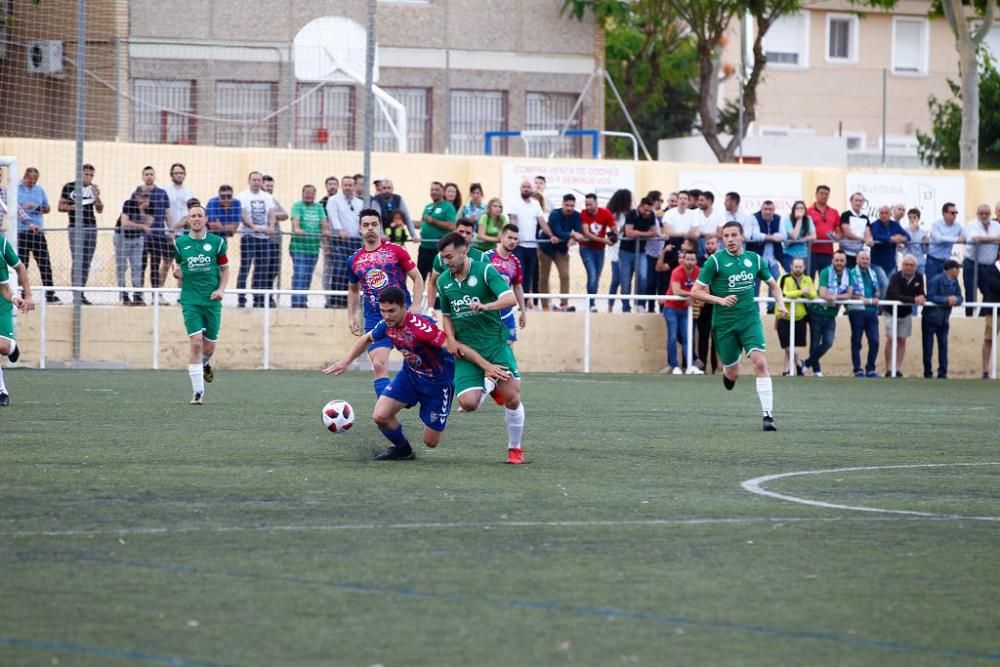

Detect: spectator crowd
3,167,1000,379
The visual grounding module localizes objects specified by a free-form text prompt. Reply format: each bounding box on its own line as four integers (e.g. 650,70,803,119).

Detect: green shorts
714,317,766,367
454,343,521,397
181,301,222,341
0,299,14,344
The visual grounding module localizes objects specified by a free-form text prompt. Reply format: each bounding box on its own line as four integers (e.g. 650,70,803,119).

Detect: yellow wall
12,306,996,379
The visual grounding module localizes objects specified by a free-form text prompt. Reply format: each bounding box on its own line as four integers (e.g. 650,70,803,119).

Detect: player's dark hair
378,286,406,306
721,220,743,234
438,231,467,251
502,223,519,234
358,208,381,221
456,218,475,229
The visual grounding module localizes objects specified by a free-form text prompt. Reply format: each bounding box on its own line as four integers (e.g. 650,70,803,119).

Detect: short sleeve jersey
695,249,771,328
433,246,485,275
419,200,457,247
483,249,523,319
173,233,228,306
370,313,454,385
437,259,513,352
0,237,23,289
348,242,417,325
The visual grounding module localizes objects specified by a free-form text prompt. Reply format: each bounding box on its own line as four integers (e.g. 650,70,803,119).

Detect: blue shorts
382,368,455,432
500,310,517,342
365,316,393,352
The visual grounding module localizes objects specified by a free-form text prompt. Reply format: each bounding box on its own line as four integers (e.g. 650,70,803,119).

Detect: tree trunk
697,45,728,161
958,37,980,170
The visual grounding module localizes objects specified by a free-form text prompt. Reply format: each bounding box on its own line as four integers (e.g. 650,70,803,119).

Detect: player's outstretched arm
347,283,362,336
470,291,516,313
691,282,735,307
0,282,21,310
211,264,229,301
407,268,425,314
454,339,511,382
322,332,374,375
514,284,527,328
767,278,788,317
14,263,35,310
425,270,439,314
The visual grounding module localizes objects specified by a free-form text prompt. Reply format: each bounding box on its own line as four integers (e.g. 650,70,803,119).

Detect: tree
917,54,1000,169
937,0,997,170
562,0,700,159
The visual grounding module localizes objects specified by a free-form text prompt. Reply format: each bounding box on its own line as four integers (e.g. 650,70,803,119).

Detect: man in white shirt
662,190,701,267
963,203,1000,314
325,174,363,308
698,191,726,240
839,192,870,268
508,179,546,310
236,171,277,308
723,192,761,243
165,162,195,235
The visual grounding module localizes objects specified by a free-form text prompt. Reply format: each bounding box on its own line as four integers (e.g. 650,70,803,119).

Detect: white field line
741,463,1000,521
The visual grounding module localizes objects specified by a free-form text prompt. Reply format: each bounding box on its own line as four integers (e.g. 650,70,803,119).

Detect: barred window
449,90,506,155
377,87,430,153
526,92,582,158
215,81,277,147
295,84,355,150
133,79,195,144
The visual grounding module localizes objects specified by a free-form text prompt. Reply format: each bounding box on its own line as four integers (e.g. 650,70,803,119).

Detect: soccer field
1,370,998,666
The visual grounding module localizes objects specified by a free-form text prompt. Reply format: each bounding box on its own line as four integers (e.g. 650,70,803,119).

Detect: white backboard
294,17,379,84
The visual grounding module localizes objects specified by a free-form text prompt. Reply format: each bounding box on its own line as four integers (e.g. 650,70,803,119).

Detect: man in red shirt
579,192,616,312
661,248,703,374
806,184,841,278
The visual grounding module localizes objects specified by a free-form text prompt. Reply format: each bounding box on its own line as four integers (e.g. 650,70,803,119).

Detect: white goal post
0,156,18,254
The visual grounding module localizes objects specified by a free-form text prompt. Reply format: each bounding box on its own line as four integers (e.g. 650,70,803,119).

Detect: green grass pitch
1,370,998,666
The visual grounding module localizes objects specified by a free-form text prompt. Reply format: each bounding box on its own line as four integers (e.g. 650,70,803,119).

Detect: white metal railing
14,286,1000,379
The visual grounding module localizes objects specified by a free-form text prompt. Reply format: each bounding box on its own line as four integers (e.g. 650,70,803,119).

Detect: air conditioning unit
26,40,63,75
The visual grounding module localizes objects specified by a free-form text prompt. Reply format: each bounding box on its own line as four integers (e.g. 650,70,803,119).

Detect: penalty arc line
741,462,1000,520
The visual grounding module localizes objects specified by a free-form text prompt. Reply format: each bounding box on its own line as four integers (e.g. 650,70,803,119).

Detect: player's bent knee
458,393,480,412
423,428,442,448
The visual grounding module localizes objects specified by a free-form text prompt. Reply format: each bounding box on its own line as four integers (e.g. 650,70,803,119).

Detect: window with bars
294,84,355,150
449,90,506,155
376,87,430,153
525,92,582,157
215,81,277,147
826,15,857,63
133,79,196,144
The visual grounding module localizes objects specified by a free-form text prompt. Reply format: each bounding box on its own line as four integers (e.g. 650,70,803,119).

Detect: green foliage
917,54,1000,169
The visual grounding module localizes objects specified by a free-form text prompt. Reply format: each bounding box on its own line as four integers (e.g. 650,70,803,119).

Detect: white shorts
884,314,912,338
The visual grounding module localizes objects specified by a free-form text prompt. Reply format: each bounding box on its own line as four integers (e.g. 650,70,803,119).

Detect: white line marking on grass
3,515,992,538
741,463,1000,520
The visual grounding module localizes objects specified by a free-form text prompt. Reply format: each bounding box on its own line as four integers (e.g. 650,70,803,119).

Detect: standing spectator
539,193,582,311
319,176,340,307
443,182,463,220
662,190,701,269
902,207,929,274
643,190,666,312
136,166,172,304
660,247,701,374
923,259,963,379
236,171,278,308
262,175,289,296
476,198,507,250
803,250,853,378
883,254,926,377
695,235,719,373
750,199,786,307
416,181,457,281
619,196,658,313
867,204,910,275
351,174,367,202
806,185,840,276
534,175,559,213
507,179,544,308
372,178,416,240
460,183,488,248
319,176,339,208
16,167,57,303
605,189,631,313
723,192,761,243
289,184,326,308
697,190,725,241
926,202,963,284
978,247,1000,379
775,257,814,375
579,193,615,312
58,163,105,304
963,203,1000,314
165,162,195,235
847,249,887,378
782,200,815,274
840,192,870,268
205,185,242,237
326,174,363,308
116,188,152,305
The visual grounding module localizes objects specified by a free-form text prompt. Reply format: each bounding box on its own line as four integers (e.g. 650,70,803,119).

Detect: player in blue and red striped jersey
483,223,527,343
347,209,424,398
323,287,508,460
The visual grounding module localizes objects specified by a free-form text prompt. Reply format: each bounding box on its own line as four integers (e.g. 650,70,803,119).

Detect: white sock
478,376,497,409
756,377,773,417
189,364,205,394
505,403,524,449
0,365,6,392
202,351,214,366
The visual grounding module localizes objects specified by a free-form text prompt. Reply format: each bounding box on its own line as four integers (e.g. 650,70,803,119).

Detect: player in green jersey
691,221,787,431
0,236,35,405
436,231,527,464
424,218,484,314
172,205,229,405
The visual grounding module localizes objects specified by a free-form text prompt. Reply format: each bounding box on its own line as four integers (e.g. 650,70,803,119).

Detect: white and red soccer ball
322,399,355,433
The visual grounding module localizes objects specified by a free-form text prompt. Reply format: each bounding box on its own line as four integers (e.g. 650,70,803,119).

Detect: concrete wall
13,304,996,378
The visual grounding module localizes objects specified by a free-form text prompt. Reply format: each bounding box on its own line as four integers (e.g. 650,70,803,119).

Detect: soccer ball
322,399,355,433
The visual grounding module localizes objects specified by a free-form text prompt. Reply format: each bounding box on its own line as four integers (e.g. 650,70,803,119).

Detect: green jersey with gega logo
174,232,228,306
695,248,771,329
438,259,513,353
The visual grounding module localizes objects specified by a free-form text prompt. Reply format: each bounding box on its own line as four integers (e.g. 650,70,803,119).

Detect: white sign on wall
679,170,804,218
502,162,636,208
844,173,966,223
